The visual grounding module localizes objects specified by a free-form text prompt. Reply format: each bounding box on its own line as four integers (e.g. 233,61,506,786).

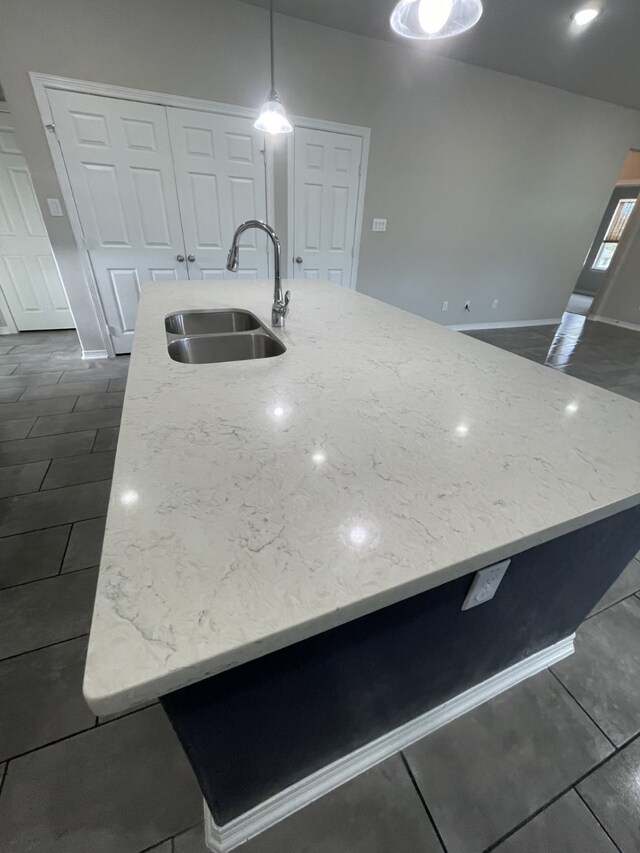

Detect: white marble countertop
84,279,640,714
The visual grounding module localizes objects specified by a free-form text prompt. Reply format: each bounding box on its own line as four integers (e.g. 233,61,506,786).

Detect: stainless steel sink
168,331,285,364
166,306,286,365
165,309,260,336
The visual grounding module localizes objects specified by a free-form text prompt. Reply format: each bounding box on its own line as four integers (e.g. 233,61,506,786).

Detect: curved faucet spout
226,220,289,328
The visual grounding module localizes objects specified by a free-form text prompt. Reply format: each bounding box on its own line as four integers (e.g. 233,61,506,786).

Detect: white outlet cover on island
461,559,511,610
372,218,387,232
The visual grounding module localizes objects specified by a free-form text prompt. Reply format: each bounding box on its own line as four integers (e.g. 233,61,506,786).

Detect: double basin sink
165,309,286,364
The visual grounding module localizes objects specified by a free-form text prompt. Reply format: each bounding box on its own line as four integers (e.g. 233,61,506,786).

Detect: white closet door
0,110,73,330
48,91,187,353
167,108,269,281
292,127,363,288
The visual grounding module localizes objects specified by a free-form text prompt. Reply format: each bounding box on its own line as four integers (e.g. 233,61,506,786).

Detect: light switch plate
372,218,387,232
46,198,64,217
461,559,510,610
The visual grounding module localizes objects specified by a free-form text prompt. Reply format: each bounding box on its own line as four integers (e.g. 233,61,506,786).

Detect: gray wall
591,202,640,327
1,0,640,348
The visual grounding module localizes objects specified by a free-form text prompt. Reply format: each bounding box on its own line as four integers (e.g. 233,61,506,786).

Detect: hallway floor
565,292,594,317
0,315,639,853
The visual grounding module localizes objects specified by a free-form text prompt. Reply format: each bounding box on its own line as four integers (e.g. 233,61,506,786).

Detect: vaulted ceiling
242,0,640,112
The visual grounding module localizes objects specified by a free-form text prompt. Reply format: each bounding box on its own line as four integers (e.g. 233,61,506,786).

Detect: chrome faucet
226,220,291,328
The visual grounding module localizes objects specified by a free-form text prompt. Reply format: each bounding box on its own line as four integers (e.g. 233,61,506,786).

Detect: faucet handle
284,290,291,311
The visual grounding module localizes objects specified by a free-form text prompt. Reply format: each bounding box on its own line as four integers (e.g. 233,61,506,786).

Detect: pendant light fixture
255,0,292,135
390,0,483,39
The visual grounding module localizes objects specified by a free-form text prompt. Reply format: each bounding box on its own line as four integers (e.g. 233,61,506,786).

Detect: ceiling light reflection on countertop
565,401,580,415
267,399,291,421
312,450,327,464
455,423,470,437
572,4,601,26
120,489,139,507
390,0,483,40
339,517,381,552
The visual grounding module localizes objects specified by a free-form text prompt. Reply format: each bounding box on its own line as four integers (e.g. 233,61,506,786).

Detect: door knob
176,254,185,262
295,256,303,264
187,254,196,262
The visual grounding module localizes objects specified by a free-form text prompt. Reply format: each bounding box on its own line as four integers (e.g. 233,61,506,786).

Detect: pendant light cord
270,0,275,92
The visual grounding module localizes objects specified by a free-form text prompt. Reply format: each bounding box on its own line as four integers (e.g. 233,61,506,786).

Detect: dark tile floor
0,315,639,852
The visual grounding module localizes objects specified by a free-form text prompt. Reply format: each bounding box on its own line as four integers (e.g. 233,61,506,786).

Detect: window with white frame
592,198,636,271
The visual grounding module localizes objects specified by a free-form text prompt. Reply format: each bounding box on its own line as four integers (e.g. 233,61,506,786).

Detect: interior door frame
0,104,20,335
30,72,276,358
286,115,370,288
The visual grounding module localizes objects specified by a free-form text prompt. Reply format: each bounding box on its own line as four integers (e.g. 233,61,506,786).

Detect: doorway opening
0,101,74,334
564,149,640,317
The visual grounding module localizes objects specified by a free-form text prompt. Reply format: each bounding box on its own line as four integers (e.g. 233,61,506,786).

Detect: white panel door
167,108,269,281
0,110,73,330
292,127,363,287
48,91,187,353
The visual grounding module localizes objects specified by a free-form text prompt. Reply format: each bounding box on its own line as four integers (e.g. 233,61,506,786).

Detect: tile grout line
547,667,617,750
483,729,640,851
17,408,122,441
0,631,90,665
137,831,178,853
25,414,43,439
573,787,623,853
0,508,107,542
0,562,98,594
586,587,640,621
37,458,53,492
1,718,98,765
1,702,161,767
399,751,449,853
58,522,76,575
0,486,111,541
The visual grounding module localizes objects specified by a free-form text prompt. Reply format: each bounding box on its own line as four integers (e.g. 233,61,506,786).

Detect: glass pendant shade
390,0,483,39
255,0,292,135
254,90,292,135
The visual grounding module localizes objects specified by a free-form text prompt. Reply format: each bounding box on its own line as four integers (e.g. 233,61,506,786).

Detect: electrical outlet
46,198,64,217
442,300,449,312
461,559,510,610
464,300,471,312
372,218,387,232
492,299,499,309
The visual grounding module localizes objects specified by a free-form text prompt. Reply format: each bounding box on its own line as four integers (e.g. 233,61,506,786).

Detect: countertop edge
84,489,640,716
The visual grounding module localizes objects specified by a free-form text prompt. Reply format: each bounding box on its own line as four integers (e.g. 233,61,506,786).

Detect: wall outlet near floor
461,559,511,610
372,218,387,232
492,299,499,309
464,300,471,312
442,300,449,312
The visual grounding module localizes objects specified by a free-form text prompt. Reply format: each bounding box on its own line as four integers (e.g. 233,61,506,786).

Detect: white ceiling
241,0,640,112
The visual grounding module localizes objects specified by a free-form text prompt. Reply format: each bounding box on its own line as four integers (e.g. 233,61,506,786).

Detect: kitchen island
84,279,640,851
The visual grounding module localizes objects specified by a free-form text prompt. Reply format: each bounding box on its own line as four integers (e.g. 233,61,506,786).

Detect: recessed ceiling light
572,5,601,26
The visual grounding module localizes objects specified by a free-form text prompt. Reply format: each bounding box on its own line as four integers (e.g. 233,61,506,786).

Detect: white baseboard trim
82,348,109,360
590,315,640,333
448,318,562,331
204,635,575,852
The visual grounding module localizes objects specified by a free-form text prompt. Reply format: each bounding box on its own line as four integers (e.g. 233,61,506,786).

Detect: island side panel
162,504,640,826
